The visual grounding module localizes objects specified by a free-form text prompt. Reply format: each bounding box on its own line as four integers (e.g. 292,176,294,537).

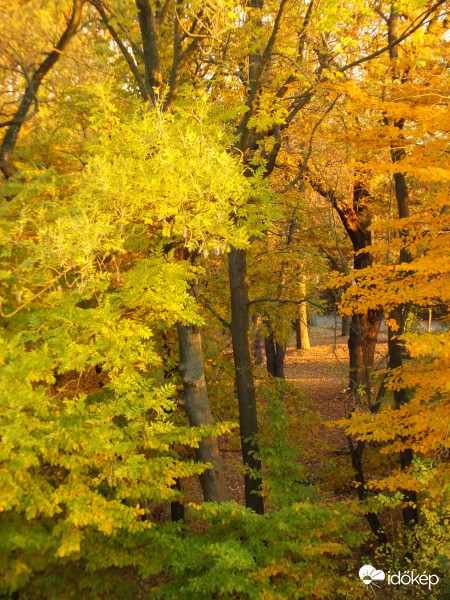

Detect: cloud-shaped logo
359,565,386,586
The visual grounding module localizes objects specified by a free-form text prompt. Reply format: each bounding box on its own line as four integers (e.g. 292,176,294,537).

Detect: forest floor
184,316,390,509
217,315,390,506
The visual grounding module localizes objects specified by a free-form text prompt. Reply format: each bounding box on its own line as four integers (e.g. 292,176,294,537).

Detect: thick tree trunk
348,310,382,394
177,322,229,503
228,247,264,514
310,179,381,393
135,0,162,104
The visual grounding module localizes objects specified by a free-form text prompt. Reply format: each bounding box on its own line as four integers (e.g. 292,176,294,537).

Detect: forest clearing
1,1,449,599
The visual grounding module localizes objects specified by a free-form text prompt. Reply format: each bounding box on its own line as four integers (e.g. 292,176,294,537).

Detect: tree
334,2,450,560
0,0,84,178
2,1,450,595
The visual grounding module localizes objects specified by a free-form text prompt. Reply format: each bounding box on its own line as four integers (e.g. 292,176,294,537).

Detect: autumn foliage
1,0,449,598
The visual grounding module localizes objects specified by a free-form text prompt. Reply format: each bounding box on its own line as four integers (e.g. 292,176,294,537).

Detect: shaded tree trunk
310,178,382,393
135,0,162,104
177,321,229,503
348,436,387,546
252,315,265,366
388,309,418,527
385,7,418,528
341,314,351,336
348,310,382,395
170,478,185,522
228,247,264,514
264,330,286,378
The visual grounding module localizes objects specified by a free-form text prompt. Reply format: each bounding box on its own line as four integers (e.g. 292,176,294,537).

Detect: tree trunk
265,330,286,378
341,315,351,336
348,310,382,394
298,282,310,350
177,322,229,503
135,0,162,104
309,178,381,393
170,478,185,522
388,308,418,528
386,9,418,527
228,247,264,514
265,332,276,376
252,315,265,366
347,436,387,546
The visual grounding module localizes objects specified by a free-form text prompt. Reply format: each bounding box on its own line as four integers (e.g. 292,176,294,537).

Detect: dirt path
285,316,352,422
282,315,389,488
188,316,389,506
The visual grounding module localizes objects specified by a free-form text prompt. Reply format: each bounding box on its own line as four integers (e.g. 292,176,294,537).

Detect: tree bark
228,247,264,514
177,321,229,503
135,0,163,104
348,310,382,395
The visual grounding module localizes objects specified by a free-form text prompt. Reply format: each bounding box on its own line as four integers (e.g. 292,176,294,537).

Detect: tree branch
339,0,447,73
201,300,231,329
1,0,85,179
91,0,149,101
248,297,324,310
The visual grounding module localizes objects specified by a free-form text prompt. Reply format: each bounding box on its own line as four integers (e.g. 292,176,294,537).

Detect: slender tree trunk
348,315,360,393
228,247,264,514
294,319,301,349
341,314,351,337
177,322,229,503
310,178,382,393
170,478,185,522
385,8,418,527
348,436,387,546
252,315,265,366
388,311,418,527
298,282,310,350
265,330,286,378
265,332,276,376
